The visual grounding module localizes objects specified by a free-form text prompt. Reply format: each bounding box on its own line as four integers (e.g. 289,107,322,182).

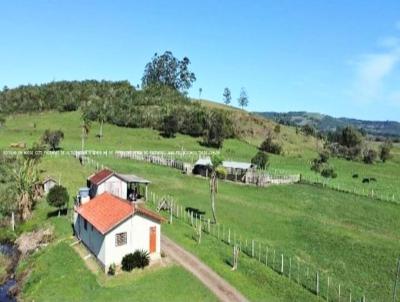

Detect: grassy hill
257,111,400,140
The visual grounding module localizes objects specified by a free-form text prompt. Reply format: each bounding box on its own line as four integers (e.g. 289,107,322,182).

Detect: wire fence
147,190,370,302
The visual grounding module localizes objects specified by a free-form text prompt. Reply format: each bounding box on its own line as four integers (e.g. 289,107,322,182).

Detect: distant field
1,111,399,198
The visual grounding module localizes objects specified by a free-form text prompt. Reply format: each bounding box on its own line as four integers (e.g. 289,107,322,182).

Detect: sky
1,0,400,121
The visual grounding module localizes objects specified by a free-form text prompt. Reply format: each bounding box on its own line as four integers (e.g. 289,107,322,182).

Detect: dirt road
161,235,249,302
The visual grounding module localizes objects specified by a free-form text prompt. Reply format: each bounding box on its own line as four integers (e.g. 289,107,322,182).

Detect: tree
203,111,225,148
162,113,179,138
237,87,248,109
379,140,392,162
251,151,269,170
41,129,64,151
260,135,282,154
223,88,231,105
47,185,69,216
81,117,91,153
209,154,223,223
141,51,196,92
301,124,316,136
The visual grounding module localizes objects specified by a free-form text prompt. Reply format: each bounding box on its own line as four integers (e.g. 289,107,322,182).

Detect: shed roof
116,173,151,184
88,169,114,185
75,192,164,235
194,157,254,170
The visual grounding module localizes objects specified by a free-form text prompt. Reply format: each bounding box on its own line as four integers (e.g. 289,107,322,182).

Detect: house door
149,226,156,253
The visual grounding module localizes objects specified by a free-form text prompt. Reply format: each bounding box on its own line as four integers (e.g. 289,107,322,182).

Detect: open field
1,111,399,198
99,156,400,301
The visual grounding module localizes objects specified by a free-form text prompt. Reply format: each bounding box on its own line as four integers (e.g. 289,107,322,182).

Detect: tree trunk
99,119,103,139
210,171,217,224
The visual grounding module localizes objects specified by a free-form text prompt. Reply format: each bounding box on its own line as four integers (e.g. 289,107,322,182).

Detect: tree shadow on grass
47,208,68,218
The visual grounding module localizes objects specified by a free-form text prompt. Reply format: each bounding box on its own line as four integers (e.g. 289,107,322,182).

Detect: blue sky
1,1,400,121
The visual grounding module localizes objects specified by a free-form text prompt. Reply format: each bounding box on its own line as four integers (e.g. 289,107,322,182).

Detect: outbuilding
43,176,57,194
87,168,150,201
74,192,164,271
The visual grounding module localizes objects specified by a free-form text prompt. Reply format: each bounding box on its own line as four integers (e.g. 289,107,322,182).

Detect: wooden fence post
252,240,255,258
338,284,341,302
327,276,330,302
228,228,231,245
208,219,210,233
281,254,284,274
289,257,292,280
316,272,319,296
258,242,261,262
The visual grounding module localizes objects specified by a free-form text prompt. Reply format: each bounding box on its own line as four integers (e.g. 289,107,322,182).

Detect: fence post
208,219,210,233
11,212,15,231
273,250,276,269
252,240,255,258
316,272,319,296
266,246,268,266
258,242,261,262
289,257,292,280
338,284,341,302
327,276,330,302
281,254,284,274
228,228,231,245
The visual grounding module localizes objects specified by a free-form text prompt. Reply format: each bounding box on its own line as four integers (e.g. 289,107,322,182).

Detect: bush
215,166,227,179
379,141,392,162
108,263,116,275
260,136,282,155
121,250,150,271
352,173,359,178
321,167,337,178
41,129,64,151
363,149,377,164
274,124,281,134
161,113,179,138
251,151,269,170
301,124,316,136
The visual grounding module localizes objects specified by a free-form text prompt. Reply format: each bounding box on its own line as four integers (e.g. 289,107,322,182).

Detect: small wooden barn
43,176,57,194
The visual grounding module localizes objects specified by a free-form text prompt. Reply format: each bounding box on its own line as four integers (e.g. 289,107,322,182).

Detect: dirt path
161,235,248,302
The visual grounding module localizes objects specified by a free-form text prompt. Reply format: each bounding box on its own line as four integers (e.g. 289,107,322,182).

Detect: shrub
363,149,377,164
362,178,369,183
41,129,64,151
251,151,269,170
301,124,316,136
260,136,282,155
379,141,392,162
321,167,337,178
215,166,227,179
161,113,179,138
108,263,116,275
121,250,150,271
274,124,281,134
352,173,359,178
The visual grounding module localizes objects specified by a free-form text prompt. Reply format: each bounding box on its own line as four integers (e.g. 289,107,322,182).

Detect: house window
115,232,127,247
84,218,87,230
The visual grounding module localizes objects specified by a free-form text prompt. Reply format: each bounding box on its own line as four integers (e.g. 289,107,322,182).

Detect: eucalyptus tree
238,87,249,109
223,87,231,105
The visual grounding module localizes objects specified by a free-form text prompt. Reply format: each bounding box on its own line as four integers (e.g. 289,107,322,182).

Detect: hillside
256,111,400,140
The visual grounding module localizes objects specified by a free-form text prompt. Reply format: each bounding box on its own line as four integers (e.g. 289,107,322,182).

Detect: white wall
103,214,160,268
96,175,127,199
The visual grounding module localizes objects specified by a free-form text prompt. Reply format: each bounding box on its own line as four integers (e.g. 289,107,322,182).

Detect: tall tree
198,87,203,99
238,87,249,109
209,155,223,223
141,51,196,92
223,87,231,105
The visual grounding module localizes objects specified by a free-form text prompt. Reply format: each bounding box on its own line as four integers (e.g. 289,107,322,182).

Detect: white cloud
351,33,400,103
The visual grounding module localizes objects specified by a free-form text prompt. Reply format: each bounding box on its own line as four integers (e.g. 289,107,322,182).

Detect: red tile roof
76,192,164,234
88,169,114,185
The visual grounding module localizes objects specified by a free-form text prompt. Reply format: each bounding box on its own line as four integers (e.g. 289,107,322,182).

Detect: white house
74,192,164,271
87,168,150,201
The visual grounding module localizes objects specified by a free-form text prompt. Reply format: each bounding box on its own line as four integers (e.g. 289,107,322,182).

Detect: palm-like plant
13,158,39,221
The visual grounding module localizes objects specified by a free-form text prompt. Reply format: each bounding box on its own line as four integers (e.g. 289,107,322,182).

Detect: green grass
19,241,218,302
2,111,399,199
100,157,400,301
